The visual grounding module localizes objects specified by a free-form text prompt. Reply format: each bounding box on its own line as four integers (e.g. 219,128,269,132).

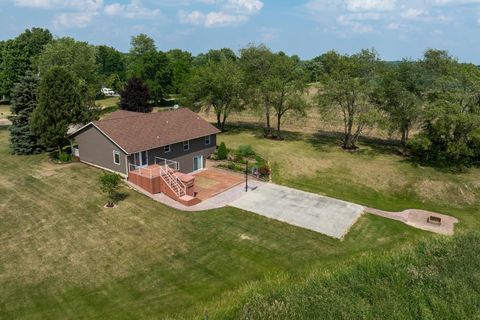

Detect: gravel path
367,207,459,235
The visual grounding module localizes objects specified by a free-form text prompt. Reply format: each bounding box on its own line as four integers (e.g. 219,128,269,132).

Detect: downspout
125,155,129,178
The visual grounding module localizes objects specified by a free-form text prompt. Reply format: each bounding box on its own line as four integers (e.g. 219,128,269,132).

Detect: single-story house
69,109,220,176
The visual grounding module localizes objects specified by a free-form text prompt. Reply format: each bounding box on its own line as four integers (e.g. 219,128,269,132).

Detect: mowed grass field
218,126,480,230
0,105,10,119
0,127,428,319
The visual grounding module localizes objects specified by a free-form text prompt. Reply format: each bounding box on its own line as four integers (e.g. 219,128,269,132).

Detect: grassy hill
0,127,428,319
203,232,480,319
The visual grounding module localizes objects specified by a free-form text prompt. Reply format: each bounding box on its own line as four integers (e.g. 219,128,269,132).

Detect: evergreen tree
8,72,42,154
30,67,83,153
119,77,151,113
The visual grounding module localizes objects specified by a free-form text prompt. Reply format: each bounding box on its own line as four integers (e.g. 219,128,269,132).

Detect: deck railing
129,158,186,198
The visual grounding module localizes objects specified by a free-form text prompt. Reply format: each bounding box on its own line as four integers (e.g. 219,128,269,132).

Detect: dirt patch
240,233,253,240
367,207,459,235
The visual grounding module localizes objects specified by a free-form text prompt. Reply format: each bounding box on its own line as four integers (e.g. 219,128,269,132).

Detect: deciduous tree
36,37,99,102
96,45,126,91
239,44,276,136
409,50,480,167
119,77,151,113
372,60,423,150
268,53,309,139
127,34,172,102
316,49,380,150
0,28,52,98
183,57,244,131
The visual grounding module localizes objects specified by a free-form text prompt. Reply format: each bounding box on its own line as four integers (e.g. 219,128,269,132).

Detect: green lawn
218,126,480,230
0,126,431,319
96,96,120,109
0,105,11,119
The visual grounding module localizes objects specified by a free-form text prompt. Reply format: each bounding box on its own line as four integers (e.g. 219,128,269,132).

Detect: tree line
1,28,480,168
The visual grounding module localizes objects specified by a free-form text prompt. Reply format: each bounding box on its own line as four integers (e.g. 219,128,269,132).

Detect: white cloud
205,11,247,26
430,0,480,5
344,0,396,12
53,11,97,28
401,8,429,20
225,0,263,14
178,0,263,27
14,0,103,11
11,0,161,29
178,10,205,25
104,0,160,19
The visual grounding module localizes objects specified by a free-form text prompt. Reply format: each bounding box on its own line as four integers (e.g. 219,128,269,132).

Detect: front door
134,151,148,168
193,155,203,171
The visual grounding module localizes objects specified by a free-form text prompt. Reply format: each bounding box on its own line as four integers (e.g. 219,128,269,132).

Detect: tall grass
203,232,480,319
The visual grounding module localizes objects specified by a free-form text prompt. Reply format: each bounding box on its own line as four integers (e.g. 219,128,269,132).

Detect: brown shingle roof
89,109,220,154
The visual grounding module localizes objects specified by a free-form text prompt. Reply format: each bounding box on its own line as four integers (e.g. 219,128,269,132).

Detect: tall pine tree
31,67,83,153
8,71,42,154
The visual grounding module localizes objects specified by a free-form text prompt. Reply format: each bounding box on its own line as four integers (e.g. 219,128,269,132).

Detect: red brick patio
193,168,244,201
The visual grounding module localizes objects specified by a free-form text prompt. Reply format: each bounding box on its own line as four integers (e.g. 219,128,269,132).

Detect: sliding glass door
134,151,148,168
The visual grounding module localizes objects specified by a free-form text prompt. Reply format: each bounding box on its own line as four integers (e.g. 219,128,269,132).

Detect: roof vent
156,136,160,139
166,120,169,124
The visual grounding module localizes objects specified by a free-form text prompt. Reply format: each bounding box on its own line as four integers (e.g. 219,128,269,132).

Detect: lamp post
245,160,248,192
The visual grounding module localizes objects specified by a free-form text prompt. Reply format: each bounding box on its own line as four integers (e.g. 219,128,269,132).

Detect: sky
1,0,480,63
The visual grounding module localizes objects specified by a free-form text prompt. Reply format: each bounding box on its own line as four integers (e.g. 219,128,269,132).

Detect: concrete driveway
230,183,365,239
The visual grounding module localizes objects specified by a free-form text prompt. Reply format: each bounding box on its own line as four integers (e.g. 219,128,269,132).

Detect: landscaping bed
210,143,271,181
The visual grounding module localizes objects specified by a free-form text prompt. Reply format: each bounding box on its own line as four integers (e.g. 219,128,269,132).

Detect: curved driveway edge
230,183,365,239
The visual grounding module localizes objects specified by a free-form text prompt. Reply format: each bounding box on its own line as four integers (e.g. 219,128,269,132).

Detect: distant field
218,126,480,229
0,105,11,119
199,107,397,140
95,96,119,109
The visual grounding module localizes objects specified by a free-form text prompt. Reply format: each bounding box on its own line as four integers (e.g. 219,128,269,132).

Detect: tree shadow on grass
222,122,306,141
306,130,404,157
115,192,128,203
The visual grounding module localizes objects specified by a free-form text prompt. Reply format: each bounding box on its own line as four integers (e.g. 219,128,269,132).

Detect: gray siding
129,134,217,173
74,126,128,175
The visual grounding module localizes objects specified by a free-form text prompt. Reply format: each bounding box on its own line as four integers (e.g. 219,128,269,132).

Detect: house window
113,150,121,165
164,145,171,153
205,135,211,145
183,140,190,151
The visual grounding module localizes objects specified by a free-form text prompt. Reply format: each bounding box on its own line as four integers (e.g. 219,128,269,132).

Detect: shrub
57,152,72,163
218,142,228,160
238,144,255,156
258,164,271,177
99,172,122,207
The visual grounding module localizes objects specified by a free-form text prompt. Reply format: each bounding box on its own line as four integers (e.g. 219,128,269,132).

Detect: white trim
113,150,121,165
183,140,190,151
205,135,211,145
164,144,171,153
125,155,129,173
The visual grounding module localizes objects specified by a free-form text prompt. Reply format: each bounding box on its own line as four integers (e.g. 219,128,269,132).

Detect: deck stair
128,158,200,206
159,165,186,198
